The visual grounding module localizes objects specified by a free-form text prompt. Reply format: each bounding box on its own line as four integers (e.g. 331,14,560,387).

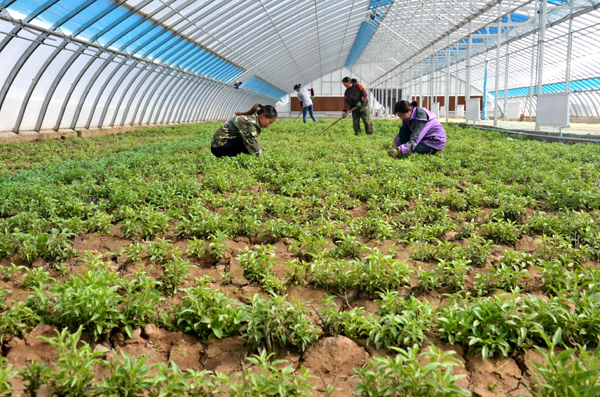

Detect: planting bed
1,118,600,396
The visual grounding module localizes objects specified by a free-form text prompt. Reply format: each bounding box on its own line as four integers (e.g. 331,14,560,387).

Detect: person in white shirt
294,84,317,124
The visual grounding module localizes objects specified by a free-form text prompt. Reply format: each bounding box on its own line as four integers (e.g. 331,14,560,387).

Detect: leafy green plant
40,326,104,397
530,328,600,397
366,293,435,350
354,345,470,397
456,236,493,267
138,207,170,241
356,249,412,295
436,259,472,292
240,293,319,353
169,284,240,339
208,231,228,260
85,212,113,234
0,358,18,397
0,263,24,282
121,242,145,265
21,267,54,290
158,257,191,296
0,301,41,344
149,362,189,397
118,272,164,338
237,246,275,283
186,237,207,259
480,220,522,245
492,263,531,291
332,233,365,259
147,238,177,264
228,351,315,397
417,266,441,292
94,351,156,396
37,258,123,341
19,361,48,397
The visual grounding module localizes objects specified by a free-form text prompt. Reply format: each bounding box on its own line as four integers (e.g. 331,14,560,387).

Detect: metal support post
535,0,548,131
494,1,502,126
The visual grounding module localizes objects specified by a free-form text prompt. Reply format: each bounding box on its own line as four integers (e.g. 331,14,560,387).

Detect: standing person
341,77,374,136
294,84,317,124
211,103,277,157
388,100,446,157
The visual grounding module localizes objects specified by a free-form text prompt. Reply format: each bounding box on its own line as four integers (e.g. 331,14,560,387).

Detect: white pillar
465,23,472,100
493,1,503,126
535,0,548,130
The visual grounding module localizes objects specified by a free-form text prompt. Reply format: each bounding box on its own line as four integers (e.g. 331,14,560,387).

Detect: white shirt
296,87,313,108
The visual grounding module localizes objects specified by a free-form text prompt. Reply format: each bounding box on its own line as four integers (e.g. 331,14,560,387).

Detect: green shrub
228,351,315,397
169,284,241,339
240,294,319,353
40,326,104,397
354,345,470,397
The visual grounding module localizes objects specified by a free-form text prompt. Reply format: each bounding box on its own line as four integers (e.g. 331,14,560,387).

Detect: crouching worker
388,100,446,158
211,103,277,157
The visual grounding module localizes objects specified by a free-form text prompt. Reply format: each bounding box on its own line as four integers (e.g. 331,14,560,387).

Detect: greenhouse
1,0,600,396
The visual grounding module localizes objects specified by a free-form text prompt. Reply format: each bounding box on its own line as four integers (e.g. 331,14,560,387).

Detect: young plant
169,284,240,339
94,351,156,396
147,238,176,264
208,231,228,260
0,358,18,397
121,242,145,265
530,328,600,397
158,257,191,296
19,361,48,397
240,294,319,353
366,293,435,350
40,326,104,397
21,267,54,290
228,350,315,397
354,345,470,397
416,266,442,292
332,233,365,259
186,237,208,259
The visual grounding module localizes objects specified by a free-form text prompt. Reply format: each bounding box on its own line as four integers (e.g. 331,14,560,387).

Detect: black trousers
211,137,250,157
397,124,439,154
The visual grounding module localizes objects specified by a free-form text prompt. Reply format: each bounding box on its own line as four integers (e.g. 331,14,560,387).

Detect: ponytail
235,103,278,118
410,101,418,108
342,76,358,84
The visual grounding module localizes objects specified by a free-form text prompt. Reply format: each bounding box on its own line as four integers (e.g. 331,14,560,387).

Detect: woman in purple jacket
388,100,446,157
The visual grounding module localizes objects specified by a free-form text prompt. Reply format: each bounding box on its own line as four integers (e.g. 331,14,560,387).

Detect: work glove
387,148,400,158
342,111,348,118
356,102,362,109
310,96,315,99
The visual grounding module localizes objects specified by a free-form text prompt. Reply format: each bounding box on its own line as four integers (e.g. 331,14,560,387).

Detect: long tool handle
318,107,356,135
293,111,302,123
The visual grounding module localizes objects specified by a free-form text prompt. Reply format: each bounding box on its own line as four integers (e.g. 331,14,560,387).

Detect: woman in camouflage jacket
211,103,277,157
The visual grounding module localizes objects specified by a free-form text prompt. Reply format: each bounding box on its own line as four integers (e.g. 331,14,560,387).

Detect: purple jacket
393,107,446,155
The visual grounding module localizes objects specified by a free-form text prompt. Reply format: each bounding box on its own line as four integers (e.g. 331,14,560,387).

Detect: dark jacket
343,83,368,111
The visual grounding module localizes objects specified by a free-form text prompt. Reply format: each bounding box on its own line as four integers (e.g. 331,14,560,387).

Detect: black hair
236,103,277,118
394,100,414,114
293,84,301,90
342,76,358,84
411,101,418,108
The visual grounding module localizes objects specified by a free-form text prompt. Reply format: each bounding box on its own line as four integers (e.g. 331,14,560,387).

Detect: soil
1,226,595,396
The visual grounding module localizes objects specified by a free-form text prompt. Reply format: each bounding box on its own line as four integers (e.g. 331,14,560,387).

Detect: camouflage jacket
211,113,263,156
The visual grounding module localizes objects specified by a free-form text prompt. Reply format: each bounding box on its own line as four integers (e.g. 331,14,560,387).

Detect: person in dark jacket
211,103,277,157
388,100,446,157
342,77,374,135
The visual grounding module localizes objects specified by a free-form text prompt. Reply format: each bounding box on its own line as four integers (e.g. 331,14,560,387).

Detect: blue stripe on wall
492,77,600,98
